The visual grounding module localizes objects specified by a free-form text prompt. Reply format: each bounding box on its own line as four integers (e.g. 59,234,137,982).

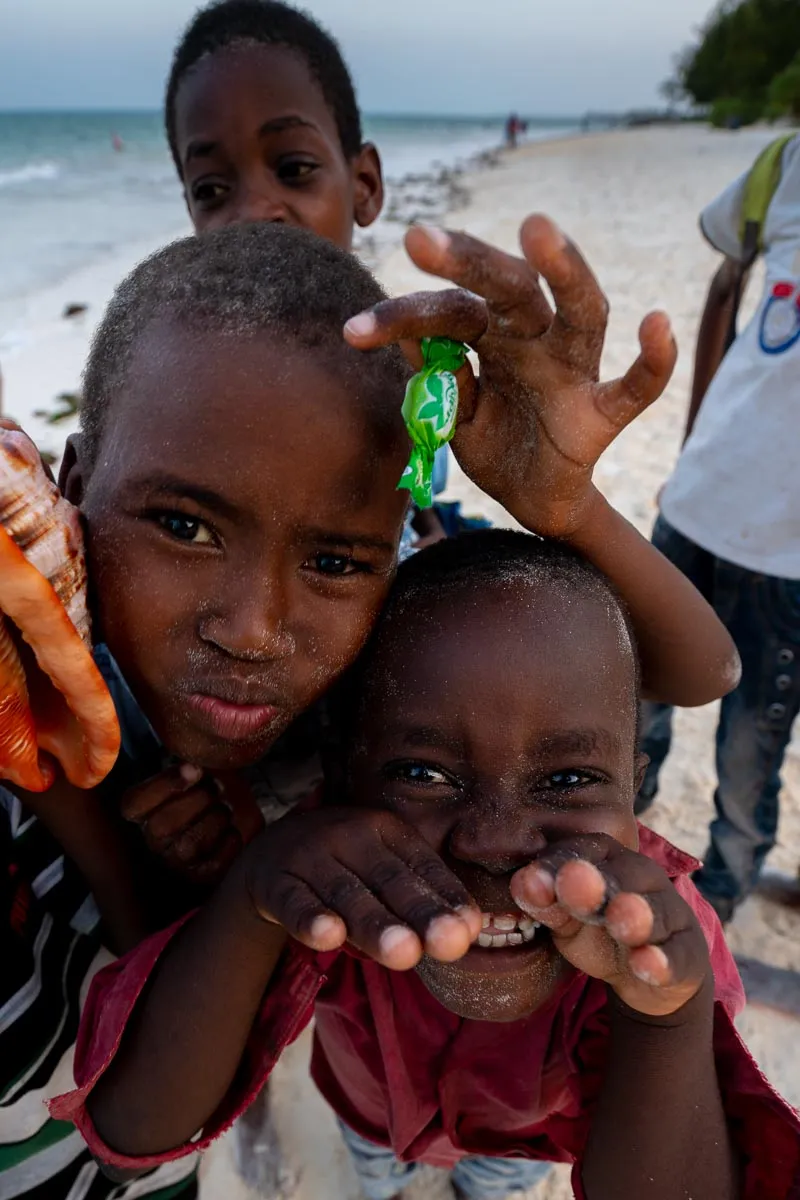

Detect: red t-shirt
52,827,800,1198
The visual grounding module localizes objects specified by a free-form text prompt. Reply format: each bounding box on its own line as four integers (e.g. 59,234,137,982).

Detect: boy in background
637,135,800,923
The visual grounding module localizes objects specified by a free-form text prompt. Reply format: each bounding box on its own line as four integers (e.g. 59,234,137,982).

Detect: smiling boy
58,533,799,1199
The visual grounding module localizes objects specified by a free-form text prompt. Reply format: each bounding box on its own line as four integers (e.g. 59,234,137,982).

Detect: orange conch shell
0,424,120,792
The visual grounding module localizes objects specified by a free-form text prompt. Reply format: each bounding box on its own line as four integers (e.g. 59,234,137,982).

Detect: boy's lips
186,691,283,742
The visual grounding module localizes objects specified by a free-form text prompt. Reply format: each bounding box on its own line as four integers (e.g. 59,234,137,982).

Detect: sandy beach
4,123,799,1199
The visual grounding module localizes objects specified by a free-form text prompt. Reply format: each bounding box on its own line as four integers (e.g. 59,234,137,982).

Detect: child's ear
59,434,85,505
352,143,384,229
634,752,649,795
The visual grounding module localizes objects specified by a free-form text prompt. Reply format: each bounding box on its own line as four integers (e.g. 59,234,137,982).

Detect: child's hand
510,835,710,1018
242,807,482,971
122,764,264,886
344,216,677,537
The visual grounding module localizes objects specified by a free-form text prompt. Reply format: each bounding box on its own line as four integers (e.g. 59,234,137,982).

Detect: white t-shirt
660,134,800,580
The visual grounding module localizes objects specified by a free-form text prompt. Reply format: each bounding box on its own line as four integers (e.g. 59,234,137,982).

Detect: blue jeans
638,516,800,921
339,1122,551,1200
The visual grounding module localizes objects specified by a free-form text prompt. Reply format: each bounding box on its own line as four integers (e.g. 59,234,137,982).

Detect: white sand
5,124,798,1199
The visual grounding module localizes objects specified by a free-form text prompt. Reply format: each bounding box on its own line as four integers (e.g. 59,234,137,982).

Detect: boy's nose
235,183,289,226
448,802,546,876
199,589,295,663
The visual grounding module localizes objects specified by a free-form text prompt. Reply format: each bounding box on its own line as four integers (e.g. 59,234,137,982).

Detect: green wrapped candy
398,337,468,508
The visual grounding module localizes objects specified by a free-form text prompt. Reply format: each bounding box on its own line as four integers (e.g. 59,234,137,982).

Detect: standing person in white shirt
637,135,800,924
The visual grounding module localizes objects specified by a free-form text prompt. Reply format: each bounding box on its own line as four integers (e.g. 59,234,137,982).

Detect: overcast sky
0,0,714,115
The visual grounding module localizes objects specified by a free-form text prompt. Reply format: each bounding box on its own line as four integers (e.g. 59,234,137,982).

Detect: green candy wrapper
398,336,469,508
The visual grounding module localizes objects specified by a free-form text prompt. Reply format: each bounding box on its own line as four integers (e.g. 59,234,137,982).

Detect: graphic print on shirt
759,281,800,354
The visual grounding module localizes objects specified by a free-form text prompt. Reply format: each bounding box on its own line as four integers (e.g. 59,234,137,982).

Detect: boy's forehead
174,41,338,148
92,323,405,509
367,580,636,722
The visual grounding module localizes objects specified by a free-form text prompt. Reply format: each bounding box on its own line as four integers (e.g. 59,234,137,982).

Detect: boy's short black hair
165,0,363,170
347,529,641,723
80,222,409,468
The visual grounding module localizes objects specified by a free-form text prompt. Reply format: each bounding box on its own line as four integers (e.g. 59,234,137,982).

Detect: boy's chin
415,943,568,1023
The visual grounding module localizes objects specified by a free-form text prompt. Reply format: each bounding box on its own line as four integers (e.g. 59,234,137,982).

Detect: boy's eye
157,513,215,545
387,762,454,787
546,770,596,789
308,553,365,576
192,180,228,204
278,158,319,183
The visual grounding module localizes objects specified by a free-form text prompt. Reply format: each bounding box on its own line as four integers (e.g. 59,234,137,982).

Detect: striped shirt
0,788,199,1200
1,645,327,1198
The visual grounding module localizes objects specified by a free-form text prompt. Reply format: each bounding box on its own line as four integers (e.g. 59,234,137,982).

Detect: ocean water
0,110,575,346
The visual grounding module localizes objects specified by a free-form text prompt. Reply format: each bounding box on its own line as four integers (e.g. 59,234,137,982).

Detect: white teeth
476,912,543,949
493,916,517,932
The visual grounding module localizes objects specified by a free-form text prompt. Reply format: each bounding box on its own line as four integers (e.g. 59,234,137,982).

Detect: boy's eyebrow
390,724,465,755
121,473,242,522
299,526,397,555
538,728,622,757
184,139,219,164
259,115,319,136
184,116,319,163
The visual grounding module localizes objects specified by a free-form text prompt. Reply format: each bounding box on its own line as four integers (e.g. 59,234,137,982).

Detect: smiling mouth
477,912,541,949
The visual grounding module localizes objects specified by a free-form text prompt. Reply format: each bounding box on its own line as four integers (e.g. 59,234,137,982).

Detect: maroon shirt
53,827,800,1198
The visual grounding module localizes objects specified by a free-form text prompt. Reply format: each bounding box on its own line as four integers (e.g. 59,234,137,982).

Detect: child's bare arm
10,777,147,954
684,257,744,443
512,838,739,1199
345,216,740,707
87,807,480,1158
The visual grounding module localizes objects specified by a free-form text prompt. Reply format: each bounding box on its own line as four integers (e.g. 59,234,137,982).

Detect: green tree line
668,0,800,126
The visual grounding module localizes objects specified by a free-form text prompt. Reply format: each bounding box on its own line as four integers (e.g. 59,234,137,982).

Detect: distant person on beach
637,134,800,924
56,533,798,1198
505,112,521,148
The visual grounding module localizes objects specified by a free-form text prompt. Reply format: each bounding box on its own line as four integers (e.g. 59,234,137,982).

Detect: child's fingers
252,874,350,956
121,763,203,824
518,214,609,366
404,225,554,335
344,288,489,349
165,803,236,866
325,845,478,964
511,833,620,915
596,311,677,428
136,785,224,844
628,928,705,993
383,835,482,941
289,861,429,969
